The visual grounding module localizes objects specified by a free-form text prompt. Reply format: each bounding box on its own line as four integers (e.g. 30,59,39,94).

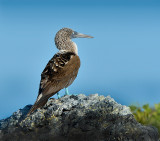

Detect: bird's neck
55,37,78,55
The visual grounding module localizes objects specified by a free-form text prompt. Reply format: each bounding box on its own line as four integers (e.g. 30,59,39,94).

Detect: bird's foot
64,88,79,96
65,88,70,96
57,92,61,99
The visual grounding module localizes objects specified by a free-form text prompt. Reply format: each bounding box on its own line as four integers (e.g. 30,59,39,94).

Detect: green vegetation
130,103,160,134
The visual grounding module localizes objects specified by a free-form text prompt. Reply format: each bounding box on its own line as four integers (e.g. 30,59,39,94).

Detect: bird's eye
73,31,78,35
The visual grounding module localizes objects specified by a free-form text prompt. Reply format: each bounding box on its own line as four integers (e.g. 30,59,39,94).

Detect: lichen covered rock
0,94,159,141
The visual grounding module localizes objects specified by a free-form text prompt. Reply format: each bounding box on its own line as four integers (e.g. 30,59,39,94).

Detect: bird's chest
64,70,78,88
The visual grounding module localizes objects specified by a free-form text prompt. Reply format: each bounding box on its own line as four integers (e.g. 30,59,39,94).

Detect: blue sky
0,0,160,119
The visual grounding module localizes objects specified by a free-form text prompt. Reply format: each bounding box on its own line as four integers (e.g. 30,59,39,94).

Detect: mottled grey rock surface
0,94,159,141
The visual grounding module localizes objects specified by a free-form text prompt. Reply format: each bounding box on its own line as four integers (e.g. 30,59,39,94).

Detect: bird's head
55,28,93,54
55,28,93,40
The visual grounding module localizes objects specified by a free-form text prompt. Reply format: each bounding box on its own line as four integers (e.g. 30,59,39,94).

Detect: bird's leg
65,88,70,95
57,92,61,99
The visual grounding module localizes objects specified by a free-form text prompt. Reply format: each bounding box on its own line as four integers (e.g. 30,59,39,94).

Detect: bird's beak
71,31,93,39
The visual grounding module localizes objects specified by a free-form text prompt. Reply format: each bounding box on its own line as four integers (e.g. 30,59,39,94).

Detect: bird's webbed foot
57,92,61,99
65,88,70,96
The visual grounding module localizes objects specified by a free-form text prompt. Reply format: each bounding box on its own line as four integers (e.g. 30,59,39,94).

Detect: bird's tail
27,94,49,116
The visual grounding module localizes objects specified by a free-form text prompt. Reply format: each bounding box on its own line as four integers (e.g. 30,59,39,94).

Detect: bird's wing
27,52,80,116
38,52,80,96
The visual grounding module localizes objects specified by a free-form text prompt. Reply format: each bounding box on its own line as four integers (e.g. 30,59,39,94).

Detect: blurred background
0,0,160,119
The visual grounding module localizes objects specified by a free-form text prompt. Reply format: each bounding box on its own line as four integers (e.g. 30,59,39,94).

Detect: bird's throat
55,38,78,55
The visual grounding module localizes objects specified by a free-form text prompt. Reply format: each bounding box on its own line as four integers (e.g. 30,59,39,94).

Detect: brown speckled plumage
27,28,93,116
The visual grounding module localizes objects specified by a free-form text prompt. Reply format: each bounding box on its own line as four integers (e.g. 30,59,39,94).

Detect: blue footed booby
27,28,93,116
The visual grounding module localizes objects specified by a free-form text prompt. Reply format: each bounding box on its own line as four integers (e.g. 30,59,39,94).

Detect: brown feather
27,52,80,116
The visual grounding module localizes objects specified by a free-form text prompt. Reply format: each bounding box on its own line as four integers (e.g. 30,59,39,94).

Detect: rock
0,94,159,141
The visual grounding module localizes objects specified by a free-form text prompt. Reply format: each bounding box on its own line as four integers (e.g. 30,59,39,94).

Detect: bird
27,28,93,116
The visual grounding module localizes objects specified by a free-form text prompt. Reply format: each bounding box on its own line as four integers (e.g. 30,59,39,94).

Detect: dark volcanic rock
0,94,159,141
